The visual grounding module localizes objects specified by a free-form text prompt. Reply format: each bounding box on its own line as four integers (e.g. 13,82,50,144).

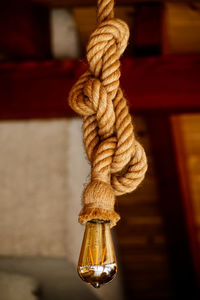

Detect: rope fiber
68,0,148,227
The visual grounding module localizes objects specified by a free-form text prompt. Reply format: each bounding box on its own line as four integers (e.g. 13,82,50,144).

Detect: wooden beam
0,55,200,119
170,115,200,287
147,115,200,299
33,0,197,7
0,2,51,60
133,3,163,56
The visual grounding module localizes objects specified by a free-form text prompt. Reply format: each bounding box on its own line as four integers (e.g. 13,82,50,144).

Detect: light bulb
77,219,117,288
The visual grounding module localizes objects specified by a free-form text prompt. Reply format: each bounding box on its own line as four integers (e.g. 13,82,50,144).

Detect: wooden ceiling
33,0,197,6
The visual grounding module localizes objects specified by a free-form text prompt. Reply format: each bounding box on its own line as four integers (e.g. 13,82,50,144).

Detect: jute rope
68,0,148,227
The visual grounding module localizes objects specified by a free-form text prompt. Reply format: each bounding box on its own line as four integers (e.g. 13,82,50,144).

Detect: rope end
79,179,120,227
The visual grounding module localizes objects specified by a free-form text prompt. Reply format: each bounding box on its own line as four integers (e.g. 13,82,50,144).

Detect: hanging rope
68,0,148,227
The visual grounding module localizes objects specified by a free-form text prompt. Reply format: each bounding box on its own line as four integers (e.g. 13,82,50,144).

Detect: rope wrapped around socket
68,0,148,227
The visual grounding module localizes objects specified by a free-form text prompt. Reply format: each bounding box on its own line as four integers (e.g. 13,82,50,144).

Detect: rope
68,0,148,227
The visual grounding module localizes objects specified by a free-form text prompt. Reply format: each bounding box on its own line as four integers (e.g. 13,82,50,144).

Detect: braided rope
68,0,147,226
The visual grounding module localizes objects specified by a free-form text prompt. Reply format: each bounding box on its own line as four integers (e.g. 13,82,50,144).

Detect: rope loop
87,18,129,78
68,0,148,226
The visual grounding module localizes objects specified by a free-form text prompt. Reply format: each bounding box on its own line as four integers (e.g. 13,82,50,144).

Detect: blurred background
0,0,200,300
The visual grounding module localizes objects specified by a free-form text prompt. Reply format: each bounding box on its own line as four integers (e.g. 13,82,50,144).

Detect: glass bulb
77,219,117,288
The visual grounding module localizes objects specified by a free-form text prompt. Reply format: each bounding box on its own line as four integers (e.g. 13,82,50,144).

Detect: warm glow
77,219,117,288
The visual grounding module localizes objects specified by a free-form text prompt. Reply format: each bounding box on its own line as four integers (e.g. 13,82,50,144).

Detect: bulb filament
101,247,106,265
88,246,106,266
89,246,94,265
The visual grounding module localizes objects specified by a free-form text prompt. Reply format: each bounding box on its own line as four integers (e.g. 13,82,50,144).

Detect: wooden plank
115,116,174,300
170,114,200,287
0,55,200,119
163,3,200,54
146,115,200,299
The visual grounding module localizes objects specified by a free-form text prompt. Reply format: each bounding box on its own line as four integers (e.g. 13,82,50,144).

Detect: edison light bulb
77,219,117,288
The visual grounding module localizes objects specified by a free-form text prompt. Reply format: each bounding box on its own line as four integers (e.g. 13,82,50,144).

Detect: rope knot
84,77,115,138
68,0,148,227
87,19,130,78
69,75,115,139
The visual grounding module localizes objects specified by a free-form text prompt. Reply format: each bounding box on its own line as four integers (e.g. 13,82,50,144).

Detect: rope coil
68,0,148,227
